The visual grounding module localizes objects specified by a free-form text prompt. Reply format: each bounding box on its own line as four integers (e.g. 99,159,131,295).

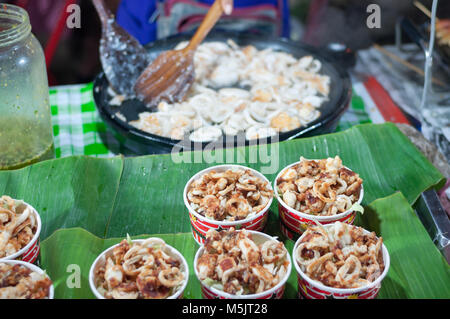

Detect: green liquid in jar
0,117,55,170
0,4,55,171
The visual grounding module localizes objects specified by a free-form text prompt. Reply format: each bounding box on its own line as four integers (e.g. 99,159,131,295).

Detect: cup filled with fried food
184,165,274,244
89,237,189,299
194,228,291,299
293,221,390,299
0,260,53,299
274,156,364,239
0,195,42,263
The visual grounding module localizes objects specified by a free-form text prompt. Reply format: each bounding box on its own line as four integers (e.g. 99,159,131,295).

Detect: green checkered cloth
50,83,119,158
49,83,373,158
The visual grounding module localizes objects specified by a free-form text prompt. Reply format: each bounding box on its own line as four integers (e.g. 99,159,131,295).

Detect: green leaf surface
0,123,447,298
0,156,123,239
106,123,445,237
40,193,450,299
0,123,444,239
361,193,450,299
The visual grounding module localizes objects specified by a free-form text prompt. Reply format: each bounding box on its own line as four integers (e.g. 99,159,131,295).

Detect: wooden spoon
92,0,149,96
134,0,225,107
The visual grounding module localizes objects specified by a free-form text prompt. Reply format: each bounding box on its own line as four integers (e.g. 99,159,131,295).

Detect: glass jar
0,4,54,170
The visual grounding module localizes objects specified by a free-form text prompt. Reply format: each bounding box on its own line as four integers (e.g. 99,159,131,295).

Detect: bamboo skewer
373,43,446,87
414,0,450,46
413,1,439,22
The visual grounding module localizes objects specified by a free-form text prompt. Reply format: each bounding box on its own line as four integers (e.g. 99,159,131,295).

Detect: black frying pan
93,31,352,155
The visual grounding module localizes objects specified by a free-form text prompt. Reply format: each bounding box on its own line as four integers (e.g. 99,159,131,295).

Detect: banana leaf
0,156,124,238
102,122,447,238
0,124,444,239
39,192,450,299
359,193,450,299
0,123,447,298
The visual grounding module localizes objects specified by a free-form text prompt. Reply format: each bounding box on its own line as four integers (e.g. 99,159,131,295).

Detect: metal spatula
92,0,149,96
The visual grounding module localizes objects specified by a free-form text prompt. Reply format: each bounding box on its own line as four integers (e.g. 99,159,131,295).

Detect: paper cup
194,230,291,299
274,160,363,240
293,224,390,299
0,260,54,299
184,165,273,245
0,201,41,264
89,238,189,299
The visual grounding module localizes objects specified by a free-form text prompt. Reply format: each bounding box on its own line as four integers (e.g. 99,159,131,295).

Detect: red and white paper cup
194,230,291,299
293,225,390,299
274,161,364,241
0,260,54,299
0,202,41,264
184,165,273,245
89,238,189,299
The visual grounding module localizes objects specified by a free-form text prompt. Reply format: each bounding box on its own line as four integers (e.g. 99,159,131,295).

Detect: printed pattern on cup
201,284,285,299
20,240,40,264
297,274,380,299
278,204,356,241
189,211,269,245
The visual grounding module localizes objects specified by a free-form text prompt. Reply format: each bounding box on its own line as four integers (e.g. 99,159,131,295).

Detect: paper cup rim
89,238,189,299
194,229,292,299
0,201,41,261
184,164,274,227
274,160,364,221
0,260,54,299
292,224,390,294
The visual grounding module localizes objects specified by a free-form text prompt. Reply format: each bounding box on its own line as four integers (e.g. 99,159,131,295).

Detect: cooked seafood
0,196,37,258
94,238,185,299
0,263,52,299
187,168,273,221
276,156,363,216
295,222,385,289
197,228,289,295
128,40,330,141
